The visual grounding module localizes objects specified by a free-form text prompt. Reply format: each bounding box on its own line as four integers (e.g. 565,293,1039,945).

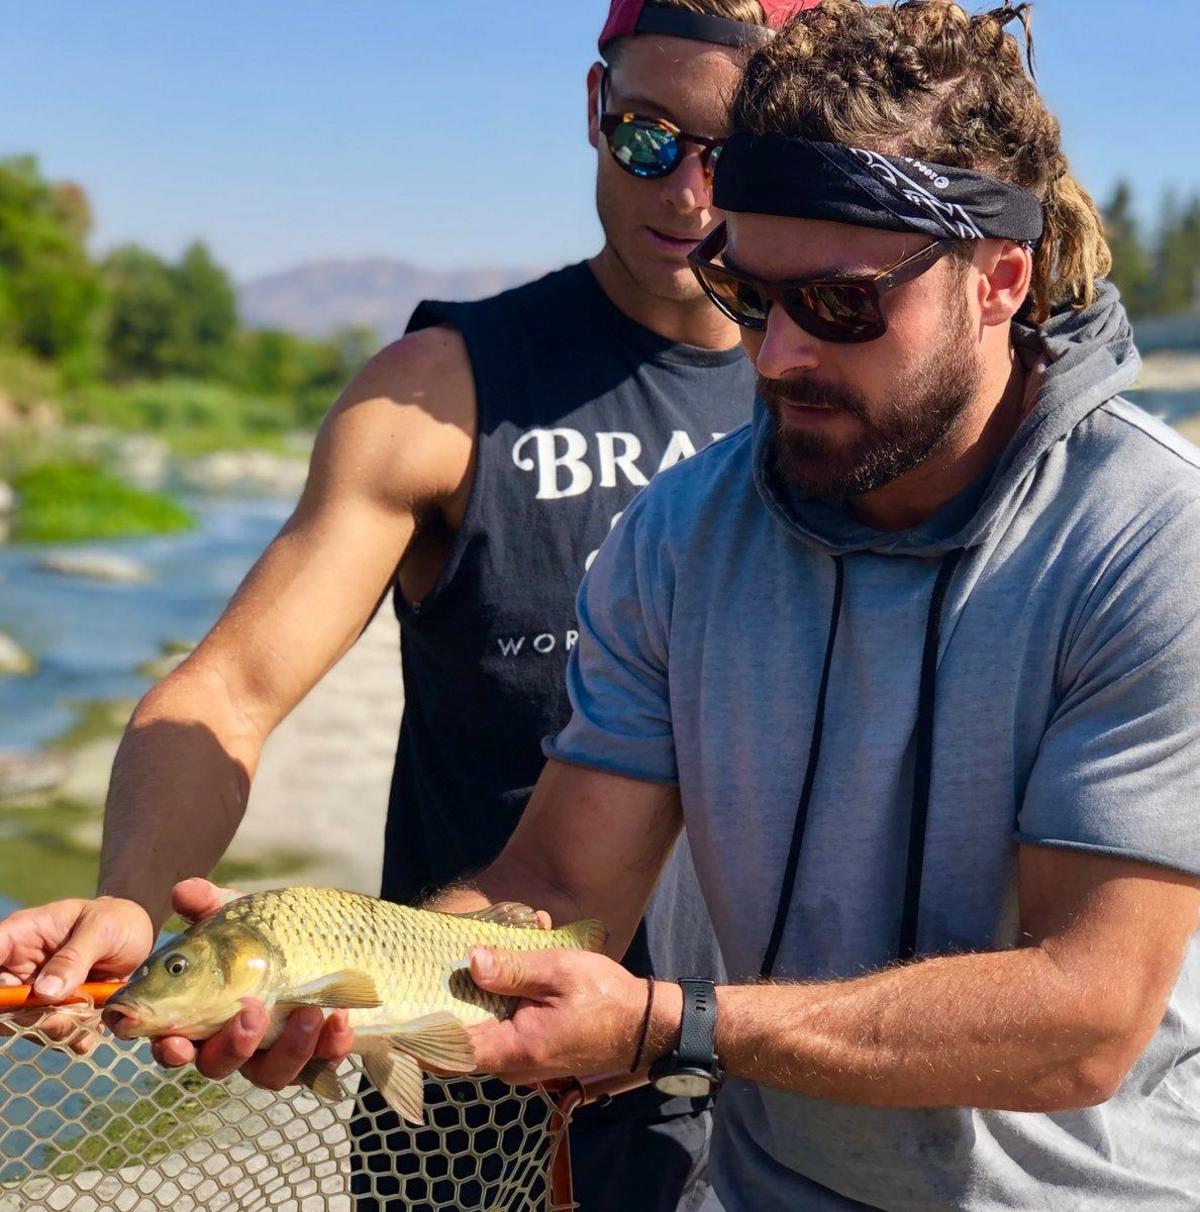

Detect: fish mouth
101,1001,151,1040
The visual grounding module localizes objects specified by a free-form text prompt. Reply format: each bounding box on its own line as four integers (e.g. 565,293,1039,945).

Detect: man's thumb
172,878,241,924
469,947,560,1000
34,917,123,1001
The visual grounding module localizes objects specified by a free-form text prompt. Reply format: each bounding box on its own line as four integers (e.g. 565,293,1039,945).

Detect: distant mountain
238,259,539,340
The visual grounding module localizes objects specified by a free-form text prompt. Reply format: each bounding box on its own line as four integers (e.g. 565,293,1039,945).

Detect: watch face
653,1071,715,1098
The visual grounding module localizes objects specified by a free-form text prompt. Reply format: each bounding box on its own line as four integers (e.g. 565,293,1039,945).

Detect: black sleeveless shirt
382,267,753,1062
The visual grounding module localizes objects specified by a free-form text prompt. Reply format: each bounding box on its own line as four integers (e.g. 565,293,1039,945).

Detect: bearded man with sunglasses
392,3,1195,1211
0,3,824,1209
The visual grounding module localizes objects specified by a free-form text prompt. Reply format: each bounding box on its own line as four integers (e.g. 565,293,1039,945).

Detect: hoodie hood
752,280,1141,557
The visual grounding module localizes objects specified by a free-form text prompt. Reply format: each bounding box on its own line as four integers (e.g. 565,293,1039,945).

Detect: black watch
649,978,724,1097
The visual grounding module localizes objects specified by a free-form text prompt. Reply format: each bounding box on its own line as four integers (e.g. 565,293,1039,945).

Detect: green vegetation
1102,181,1200,318
10,462,194,543
0,155,376,458
60,377,302,453
55,699,138,751
0,156,101,376
0,800,103,906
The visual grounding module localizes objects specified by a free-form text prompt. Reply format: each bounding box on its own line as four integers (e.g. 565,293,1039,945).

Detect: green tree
103,244,180,379
103,240,238,380
0,155,102,367
1101,181,1151,317
1147,191,1200,316
237,328,315,397
170,241,237,377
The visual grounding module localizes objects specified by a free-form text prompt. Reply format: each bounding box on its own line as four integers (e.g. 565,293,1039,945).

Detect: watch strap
675,978,719,1073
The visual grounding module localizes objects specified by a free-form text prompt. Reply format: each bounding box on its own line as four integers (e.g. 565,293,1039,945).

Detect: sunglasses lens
610,119,680,178
696,267,768,329
786,285,884,343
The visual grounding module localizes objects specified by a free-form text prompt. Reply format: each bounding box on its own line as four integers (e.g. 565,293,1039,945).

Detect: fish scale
215,886,600,1027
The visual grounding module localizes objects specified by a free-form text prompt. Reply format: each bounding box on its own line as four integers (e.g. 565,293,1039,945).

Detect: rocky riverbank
0,490,401,909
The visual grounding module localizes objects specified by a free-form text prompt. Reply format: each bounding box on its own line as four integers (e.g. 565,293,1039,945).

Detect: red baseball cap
599,0,822,55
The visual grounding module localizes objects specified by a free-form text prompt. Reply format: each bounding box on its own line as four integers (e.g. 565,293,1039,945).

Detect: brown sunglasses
688,222,960,344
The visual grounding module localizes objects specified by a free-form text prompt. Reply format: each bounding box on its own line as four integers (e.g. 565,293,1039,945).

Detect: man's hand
152,996,356,1089
151,878,355,1086
0,893,156,1055
0,895,154,1001
465,947,661,1084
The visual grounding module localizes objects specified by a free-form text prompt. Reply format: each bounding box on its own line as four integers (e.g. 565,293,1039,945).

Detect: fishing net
0,1001,594,1212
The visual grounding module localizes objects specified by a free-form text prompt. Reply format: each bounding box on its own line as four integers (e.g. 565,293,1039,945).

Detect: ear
587,61,605,150
976,240,1032,329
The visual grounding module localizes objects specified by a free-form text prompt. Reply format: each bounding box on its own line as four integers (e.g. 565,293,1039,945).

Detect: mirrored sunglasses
600,112,724,181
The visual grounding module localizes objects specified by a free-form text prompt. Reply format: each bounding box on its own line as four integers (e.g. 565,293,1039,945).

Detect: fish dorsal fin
296,1057,347,1102
361,1042,425,1125
559,918,608,954
282,969,381,1009
451,902,542,929
390,1012,476,1073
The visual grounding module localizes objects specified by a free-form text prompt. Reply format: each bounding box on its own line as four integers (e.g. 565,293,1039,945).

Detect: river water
0,496,294,754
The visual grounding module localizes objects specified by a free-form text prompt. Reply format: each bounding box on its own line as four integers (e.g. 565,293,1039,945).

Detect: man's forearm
699,948,1142,1113
98,670,263,931
421,858,599,942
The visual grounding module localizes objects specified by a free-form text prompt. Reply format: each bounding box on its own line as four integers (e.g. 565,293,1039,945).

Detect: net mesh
0,1006,574,1212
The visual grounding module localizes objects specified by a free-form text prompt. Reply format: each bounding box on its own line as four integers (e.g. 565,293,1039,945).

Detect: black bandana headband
713,133,1044,245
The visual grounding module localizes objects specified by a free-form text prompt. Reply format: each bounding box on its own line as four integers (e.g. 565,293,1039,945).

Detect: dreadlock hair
728,1,1112,321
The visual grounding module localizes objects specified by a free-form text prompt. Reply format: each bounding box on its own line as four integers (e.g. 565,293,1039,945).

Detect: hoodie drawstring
761,555,845,980
760,549,963,980
898,547,963,961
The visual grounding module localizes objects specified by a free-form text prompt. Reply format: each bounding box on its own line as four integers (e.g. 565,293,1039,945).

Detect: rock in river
37,549,151,583
0,750,69,800
0,631,33,676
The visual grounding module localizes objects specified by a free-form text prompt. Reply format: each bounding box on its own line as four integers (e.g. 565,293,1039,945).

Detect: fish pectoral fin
284,969,381,1009
390,1012,476,1073
450,902,542,929
361,1042,426,1126
296,1057,347,1102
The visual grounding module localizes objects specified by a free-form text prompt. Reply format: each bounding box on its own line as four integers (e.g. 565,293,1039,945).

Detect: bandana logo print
901,159,951,191
850,147,985,241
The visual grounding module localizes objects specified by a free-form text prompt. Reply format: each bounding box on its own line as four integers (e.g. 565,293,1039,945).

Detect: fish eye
163,954,189,977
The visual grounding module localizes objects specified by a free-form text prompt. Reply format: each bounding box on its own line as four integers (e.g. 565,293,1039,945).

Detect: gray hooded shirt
545,283,1200,1211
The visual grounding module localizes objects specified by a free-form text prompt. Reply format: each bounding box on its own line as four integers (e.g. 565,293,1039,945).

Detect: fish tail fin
559,918,608,953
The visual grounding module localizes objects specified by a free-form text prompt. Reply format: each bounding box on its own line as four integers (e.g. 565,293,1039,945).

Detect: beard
760,298,981,502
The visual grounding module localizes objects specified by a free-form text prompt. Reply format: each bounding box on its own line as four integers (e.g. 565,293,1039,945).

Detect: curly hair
729,1,1112,321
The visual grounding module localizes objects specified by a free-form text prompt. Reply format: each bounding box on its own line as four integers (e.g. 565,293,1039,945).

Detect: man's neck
588,245,743,351
852,347,1029,533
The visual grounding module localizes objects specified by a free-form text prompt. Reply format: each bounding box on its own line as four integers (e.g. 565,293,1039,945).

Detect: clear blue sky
5,1,1197,282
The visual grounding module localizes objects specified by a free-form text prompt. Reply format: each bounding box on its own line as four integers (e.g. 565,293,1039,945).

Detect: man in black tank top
0,2,793,1210
365,6,776,1207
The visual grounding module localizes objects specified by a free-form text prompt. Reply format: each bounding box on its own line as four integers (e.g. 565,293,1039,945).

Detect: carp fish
101,886,606,1123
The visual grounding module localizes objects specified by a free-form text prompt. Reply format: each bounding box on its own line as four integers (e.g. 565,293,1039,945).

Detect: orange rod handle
0,980,124,1010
